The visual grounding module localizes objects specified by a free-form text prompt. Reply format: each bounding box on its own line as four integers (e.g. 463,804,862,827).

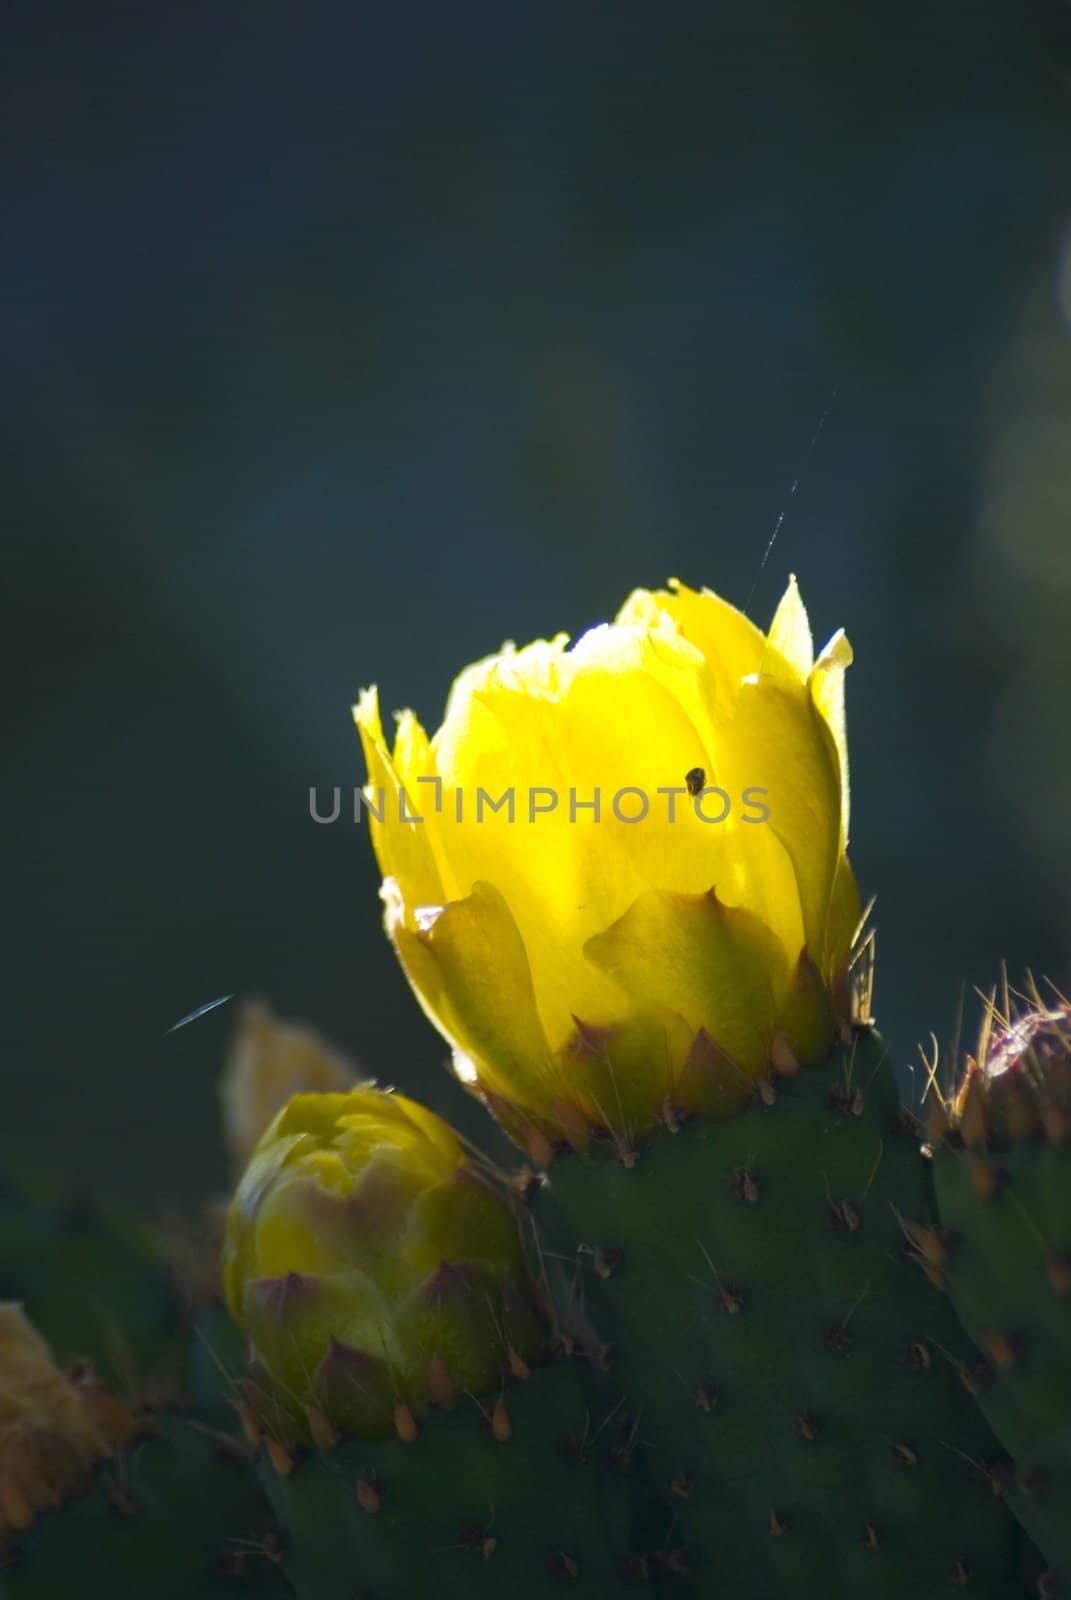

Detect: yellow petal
584,886,790,1078
353,687,445,921
618,580,768,713
726,674,841,965
809,628,853,844
767,574,814,680
391,881,559,1120
372,1091,466,1172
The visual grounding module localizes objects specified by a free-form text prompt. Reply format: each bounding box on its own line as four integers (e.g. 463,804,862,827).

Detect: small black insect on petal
685,767,705,797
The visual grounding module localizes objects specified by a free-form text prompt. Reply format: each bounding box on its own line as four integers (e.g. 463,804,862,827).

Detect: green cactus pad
0,1187,178,1390
0,1418,290,1600
932,1131,1071,1590
531,1033,1033,1598
256,1359,632,1599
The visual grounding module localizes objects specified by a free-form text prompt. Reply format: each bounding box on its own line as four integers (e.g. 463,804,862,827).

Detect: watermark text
308,784,771,826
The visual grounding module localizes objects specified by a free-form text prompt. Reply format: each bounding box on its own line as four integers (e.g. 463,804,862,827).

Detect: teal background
3,2,1071,1207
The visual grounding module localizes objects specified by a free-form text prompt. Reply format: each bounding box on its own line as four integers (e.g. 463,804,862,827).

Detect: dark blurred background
4,2,1071,1210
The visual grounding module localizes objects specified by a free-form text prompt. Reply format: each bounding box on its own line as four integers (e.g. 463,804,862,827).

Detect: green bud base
932,1138,1071,1590
257,1360,631,1599
0,1419,289,1600
532,1034,1034,1598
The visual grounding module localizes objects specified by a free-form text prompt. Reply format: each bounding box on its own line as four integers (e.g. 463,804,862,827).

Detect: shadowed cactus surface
530,1032,1034,1597
0,1184,288,1597
2,1414,291,1600
254,1357,633,1600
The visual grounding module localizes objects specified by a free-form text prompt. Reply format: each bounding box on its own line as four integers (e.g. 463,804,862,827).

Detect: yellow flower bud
355,577,859,1140
219,999,358,1175
222,1089,543,1438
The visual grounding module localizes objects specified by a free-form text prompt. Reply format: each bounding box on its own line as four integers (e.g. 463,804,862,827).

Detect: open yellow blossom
354,577,859,1145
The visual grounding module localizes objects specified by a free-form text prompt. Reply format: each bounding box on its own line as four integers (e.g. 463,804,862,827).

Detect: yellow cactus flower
223,1088,543,1438
355,577,859,1146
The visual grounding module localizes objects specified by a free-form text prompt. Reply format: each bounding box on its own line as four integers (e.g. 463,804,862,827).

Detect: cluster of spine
919,1000,1071,1596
